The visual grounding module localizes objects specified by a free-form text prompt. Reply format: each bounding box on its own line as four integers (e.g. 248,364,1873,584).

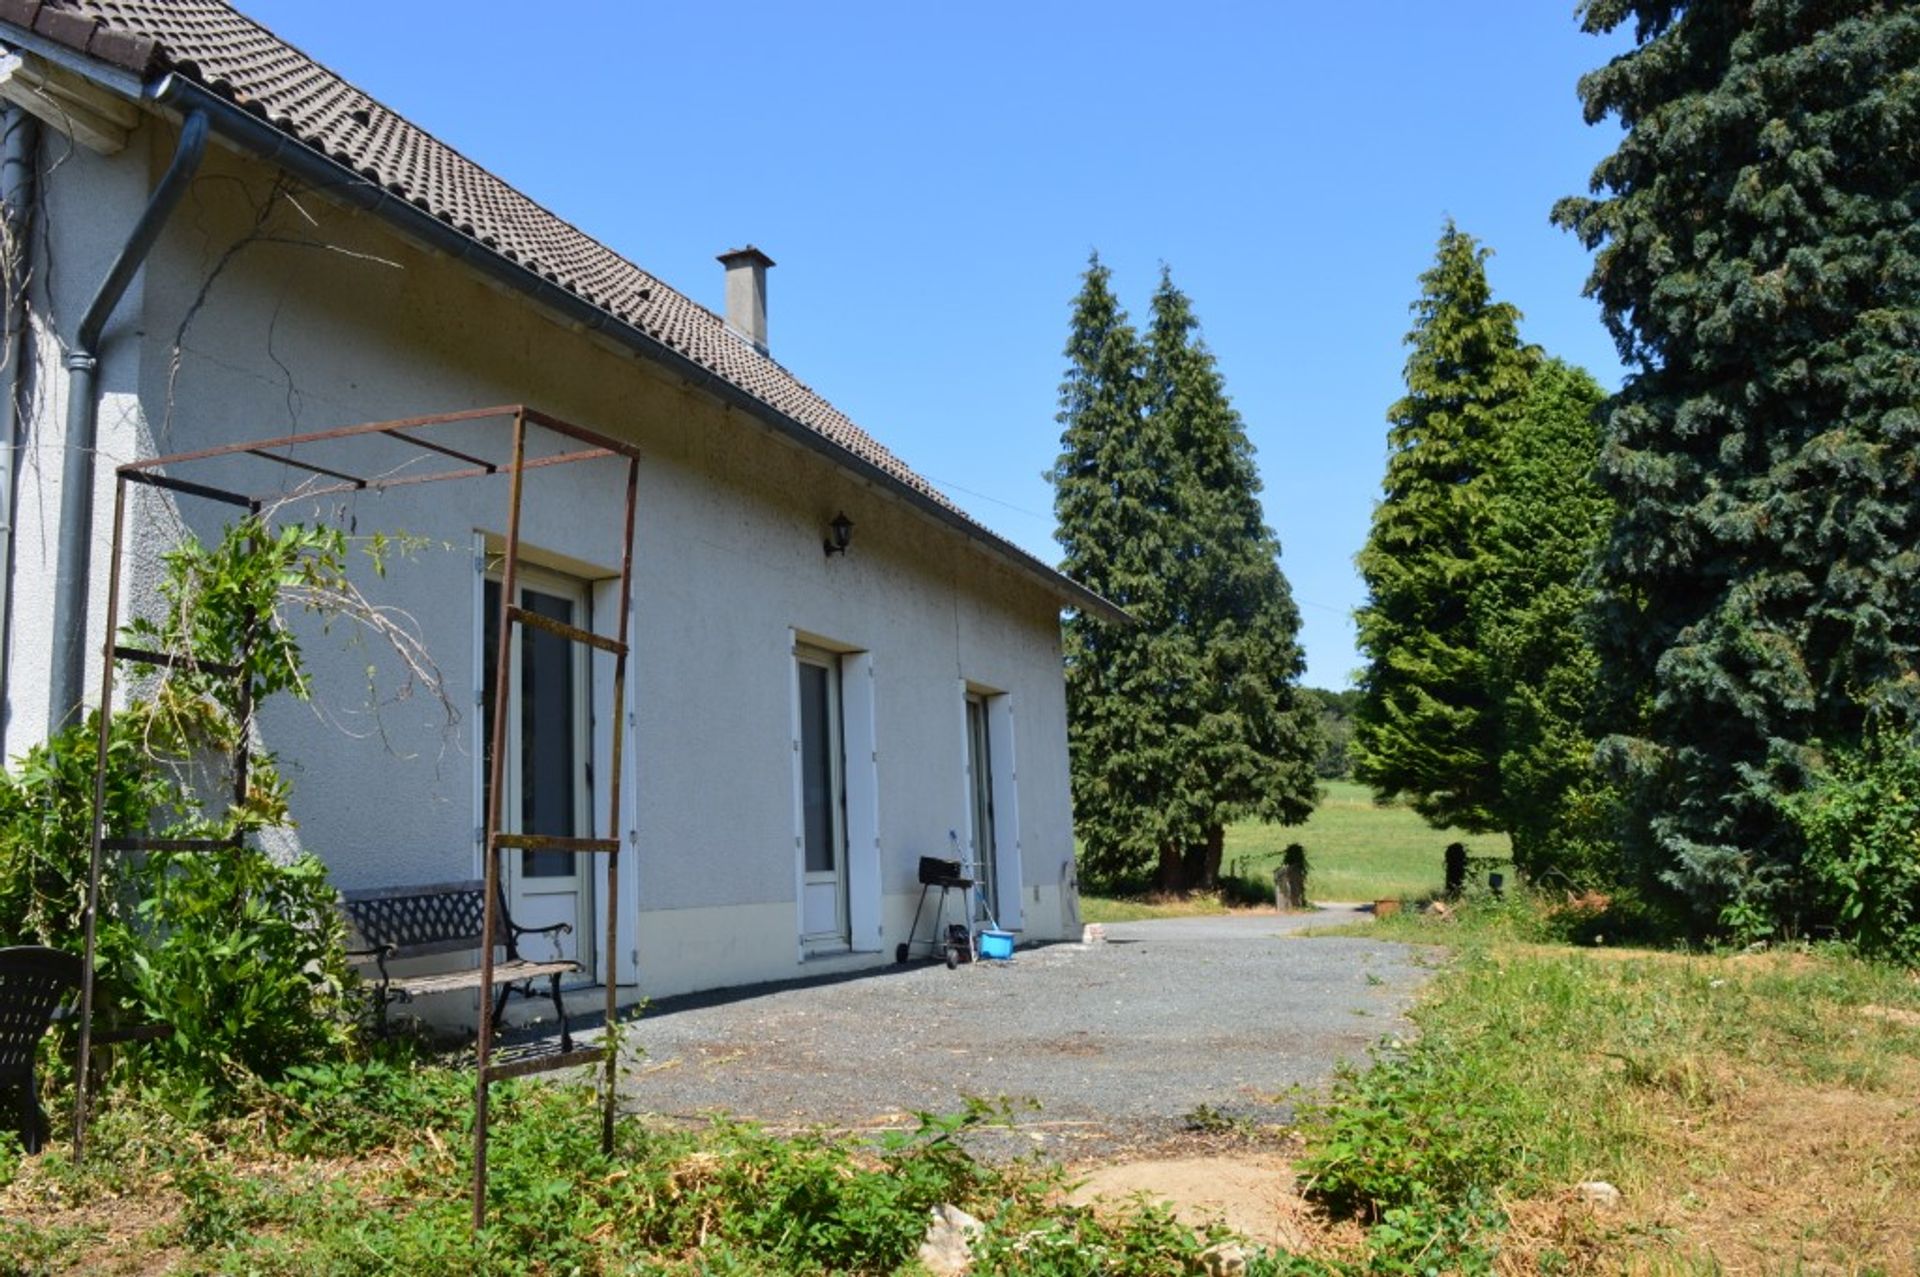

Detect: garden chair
0,945,83,1154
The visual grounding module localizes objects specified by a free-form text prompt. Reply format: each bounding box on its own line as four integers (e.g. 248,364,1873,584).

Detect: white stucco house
0,0,1114,1001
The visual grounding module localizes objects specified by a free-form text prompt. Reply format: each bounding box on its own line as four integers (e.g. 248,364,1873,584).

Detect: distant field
1224,779,1511,902
1078,780,1513,919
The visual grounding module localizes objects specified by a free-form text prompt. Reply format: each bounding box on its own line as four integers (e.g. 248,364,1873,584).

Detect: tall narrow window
797,647,848,945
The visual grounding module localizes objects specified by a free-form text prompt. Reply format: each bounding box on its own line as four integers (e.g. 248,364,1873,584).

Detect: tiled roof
0,0,1085,593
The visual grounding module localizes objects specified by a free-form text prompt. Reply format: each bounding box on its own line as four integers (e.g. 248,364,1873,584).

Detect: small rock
1081,923,1107,945
1201,1242,1248,1276
1575,1180,1622,1210
917,1203,983,1276
1424,901,1452,920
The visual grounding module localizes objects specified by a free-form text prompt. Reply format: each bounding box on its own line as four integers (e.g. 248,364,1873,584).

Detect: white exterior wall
6,120,157,751
7,114,1079,1001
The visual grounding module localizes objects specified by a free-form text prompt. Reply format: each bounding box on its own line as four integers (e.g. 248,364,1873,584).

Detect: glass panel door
966,693,997,918
482,571,593,967
797,649,848,946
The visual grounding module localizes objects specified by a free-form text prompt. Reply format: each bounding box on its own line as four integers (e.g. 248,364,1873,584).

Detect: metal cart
897,853,976,968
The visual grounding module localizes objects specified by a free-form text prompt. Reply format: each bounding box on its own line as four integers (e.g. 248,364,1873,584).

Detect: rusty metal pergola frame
72,404,640,1229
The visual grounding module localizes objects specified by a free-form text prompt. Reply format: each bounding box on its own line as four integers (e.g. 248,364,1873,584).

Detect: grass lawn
1082,779,1513,918
1225,779,1510,902
1078,893,1229,924
1302,902,1920,1272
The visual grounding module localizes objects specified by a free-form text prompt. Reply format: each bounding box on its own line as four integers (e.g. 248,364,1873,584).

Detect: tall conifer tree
1474,359,1612,876
1556,1,1920,928
1144,270,1319,887
1052,255,1182,886
1052,257,1317,890
1354,223,1537,831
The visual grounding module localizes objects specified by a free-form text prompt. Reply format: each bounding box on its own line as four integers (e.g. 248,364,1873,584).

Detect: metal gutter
0,102,34,753
46,105,206,729
0,26,145,103
144,74,1130,627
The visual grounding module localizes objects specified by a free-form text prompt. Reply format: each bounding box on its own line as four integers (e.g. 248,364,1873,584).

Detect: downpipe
0,103,37,757
45,106,206,732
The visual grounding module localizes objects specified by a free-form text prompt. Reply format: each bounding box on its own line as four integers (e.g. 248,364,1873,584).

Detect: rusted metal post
474,407,530,1229
73,475,129,1159
230,502,261,829
601,457,639,1152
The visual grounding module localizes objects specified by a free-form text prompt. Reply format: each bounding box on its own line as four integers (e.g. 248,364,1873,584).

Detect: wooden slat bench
340,881,579,1051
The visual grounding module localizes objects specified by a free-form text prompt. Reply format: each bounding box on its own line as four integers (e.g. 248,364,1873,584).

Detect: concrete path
613,906,1430,1157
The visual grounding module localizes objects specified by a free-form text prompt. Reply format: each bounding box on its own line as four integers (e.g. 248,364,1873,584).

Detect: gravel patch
613,906,1430,1157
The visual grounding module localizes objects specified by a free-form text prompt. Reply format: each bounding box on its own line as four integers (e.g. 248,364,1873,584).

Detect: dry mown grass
1375,921,1920,1275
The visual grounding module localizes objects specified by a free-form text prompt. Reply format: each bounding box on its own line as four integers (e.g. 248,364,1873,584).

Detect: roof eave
0,14,1130,626
9,34,1129,626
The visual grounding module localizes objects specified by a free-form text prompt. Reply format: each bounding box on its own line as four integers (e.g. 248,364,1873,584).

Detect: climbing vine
0,517,438,1087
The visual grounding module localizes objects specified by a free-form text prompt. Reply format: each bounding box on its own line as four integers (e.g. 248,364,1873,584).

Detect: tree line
1053,0,1920,957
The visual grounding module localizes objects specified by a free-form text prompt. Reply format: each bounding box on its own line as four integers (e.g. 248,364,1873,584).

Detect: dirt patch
0,1180,182,1274
1860,1003,1920,1030
1724,947,1829,977
1068,1155,1337,1253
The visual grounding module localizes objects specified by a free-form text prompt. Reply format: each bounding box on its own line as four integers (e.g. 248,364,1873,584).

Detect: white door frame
793,640,849,950
590,576,641,986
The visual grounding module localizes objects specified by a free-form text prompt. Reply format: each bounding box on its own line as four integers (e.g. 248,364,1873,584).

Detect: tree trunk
1182,825,1225,892
1155,842,1188,894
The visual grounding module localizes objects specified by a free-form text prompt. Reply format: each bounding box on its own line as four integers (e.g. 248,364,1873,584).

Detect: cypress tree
1051,257,1317,891
1144,269,1319,889
1556,2,1920,930
1353,223,1537,832
1051,255,1183,888
1474,359,1613,878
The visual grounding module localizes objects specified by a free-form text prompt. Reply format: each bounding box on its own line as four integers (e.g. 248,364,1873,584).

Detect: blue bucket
977,929,1014,961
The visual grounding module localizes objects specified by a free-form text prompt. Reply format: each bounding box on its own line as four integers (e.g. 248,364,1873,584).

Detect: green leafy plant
0,517,388,1092
1782,731,1920,965
1301,1042,1508,1223
124,846,353,1082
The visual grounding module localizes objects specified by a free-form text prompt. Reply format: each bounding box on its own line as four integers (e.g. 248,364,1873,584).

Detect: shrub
123,845,354,1082
0,715,175,962
1783,732,1920,965
0,518,371,1091
1300,1040,1513,1222
1219,869,1275,907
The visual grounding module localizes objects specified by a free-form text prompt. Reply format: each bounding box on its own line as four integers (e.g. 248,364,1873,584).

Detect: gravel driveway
613,907,1429,1156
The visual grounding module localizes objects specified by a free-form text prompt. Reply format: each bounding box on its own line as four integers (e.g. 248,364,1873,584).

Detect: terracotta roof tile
13,0,1003,534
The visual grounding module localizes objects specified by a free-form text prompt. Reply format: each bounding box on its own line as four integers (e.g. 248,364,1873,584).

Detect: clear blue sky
247,1,1633,688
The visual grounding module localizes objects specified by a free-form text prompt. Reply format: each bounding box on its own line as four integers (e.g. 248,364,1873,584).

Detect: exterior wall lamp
824,512,854,557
